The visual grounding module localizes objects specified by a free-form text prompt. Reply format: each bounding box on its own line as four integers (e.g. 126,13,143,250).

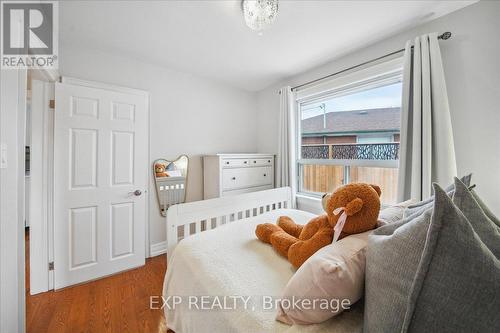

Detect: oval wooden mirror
153,155,189,217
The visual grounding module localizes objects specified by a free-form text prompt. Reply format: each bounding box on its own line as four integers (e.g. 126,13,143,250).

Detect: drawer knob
268,160,271,163
232,177,236,180
253,161,257,163
263,174,267,177
226,162,229,165
244,161,247,164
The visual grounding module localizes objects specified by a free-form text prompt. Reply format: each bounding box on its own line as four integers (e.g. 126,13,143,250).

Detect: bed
163,187,363,333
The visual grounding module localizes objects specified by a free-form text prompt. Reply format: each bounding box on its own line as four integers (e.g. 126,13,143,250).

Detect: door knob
130,190,142,196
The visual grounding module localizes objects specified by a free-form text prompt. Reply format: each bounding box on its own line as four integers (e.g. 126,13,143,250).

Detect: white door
53,81,148,289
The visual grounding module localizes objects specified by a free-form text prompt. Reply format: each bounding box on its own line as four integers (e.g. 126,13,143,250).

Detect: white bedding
163,209,363,333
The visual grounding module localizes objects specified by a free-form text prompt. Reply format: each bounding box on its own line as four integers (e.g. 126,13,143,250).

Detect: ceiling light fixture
242,0,279,35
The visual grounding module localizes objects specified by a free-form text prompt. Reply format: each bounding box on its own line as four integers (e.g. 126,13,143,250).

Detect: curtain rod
290,32,452,92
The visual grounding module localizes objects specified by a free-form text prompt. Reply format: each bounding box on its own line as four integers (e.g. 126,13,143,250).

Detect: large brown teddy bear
255,183,381,268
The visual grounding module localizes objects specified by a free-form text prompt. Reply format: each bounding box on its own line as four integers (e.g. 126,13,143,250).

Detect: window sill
296,193,322,200
296,193,324,215
296,192,393,214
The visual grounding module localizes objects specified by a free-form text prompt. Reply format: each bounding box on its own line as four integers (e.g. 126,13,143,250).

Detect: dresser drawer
249,158,273,167
222,158,250,168
222,166,272,190
222,185,274,197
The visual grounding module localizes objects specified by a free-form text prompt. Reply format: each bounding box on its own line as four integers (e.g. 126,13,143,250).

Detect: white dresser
203,153,275,199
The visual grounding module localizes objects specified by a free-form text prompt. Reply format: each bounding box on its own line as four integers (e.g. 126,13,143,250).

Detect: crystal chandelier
242,0,279,33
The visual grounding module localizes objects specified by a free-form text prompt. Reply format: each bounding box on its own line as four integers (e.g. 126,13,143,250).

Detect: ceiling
60,1,476,91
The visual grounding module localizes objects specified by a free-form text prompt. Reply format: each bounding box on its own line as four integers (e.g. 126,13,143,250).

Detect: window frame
295,57,404,199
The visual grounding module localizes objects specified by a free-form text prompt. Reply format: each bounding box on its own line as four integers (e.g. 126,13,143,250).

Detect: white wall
60,45,259,252
0,69,26,333
257,1,500,215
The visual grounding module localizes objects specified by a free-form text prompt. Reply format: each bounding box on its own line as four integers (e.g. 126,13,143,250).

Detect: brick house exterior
301,107,400,144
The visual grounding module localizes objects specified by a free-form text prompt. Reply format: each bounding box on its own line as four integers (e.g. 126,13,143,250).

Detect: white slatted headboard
166,187,292,261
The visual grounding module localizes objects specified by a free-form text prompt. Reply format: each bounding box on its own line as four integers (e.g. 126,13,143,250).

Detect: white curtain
277,86,297,206
397,33,457,202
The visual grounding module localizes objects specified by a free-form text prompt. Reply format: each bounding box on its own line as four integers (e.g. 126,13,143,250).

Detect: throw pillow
403,173,472,218
276,230,371,325
364,206,433,332
471,190,500,228
452,177,500,255
402,184,500,332
377,199,417,227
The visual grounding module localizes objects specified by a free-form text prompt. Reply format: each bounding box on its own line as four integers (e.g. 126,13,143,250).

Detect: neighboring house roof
301,107,400,135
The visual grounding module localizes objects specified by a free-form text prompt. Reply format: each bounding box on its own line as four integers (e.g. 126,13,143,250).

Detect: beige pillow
276,230,371,325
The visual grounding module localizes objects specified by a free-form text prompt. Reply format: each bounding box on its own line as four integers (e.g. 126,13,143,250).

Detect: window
357,135,393,144
297,61,403,204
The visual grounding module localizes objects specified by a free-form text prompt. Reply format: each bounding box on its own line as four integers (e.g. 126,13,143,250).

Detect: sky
301,82,402,119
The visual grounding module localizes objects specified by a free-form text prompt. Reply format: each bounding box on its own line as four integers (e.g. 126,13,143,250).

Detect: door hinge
49,99,55,109
48,262,54,271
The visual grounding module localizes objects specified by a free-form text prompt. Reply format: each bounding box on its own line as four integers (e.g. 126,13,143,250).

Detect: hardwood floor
26,231,169,333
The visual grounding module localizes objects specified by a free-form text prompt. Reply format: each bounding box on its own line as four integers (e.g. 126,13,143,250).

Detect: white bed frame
166,187,292,261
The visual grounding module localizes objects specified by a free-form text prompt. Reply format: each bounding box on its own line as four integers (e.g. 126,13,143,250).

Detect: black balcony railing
301,143,400,160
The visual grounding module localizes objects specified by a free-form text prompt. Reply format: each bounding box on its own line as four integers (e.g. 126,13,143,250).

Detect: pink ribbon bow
332,207,348,242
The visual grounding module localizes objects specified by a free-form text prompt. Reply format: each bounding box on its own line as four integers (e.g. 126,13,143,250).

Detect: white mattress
163,209,363,333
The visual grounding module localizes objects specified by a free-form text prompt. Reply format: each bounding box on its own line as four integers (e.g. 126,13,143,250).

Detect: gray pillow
471,190,500,228
403,174,472,218
402,184,500,332
364,207,433,332
364,174,474,332
452,177,500,256
377,199,417,227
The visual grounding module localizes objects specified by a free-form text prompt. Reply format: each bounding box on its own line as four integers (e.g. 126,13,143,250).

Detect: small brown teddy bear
155,163,168,178
255,183,381,268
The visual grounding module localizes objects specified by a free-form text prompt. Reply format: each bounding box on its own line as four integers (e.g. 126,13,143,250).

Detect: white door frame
29,68,60,294
29,76,150,294
30,79,56,293
0,67,27,333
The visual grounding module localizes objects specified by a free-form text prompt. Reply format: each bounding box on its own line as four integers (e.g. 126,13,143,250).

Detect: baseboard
150,241,167,257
